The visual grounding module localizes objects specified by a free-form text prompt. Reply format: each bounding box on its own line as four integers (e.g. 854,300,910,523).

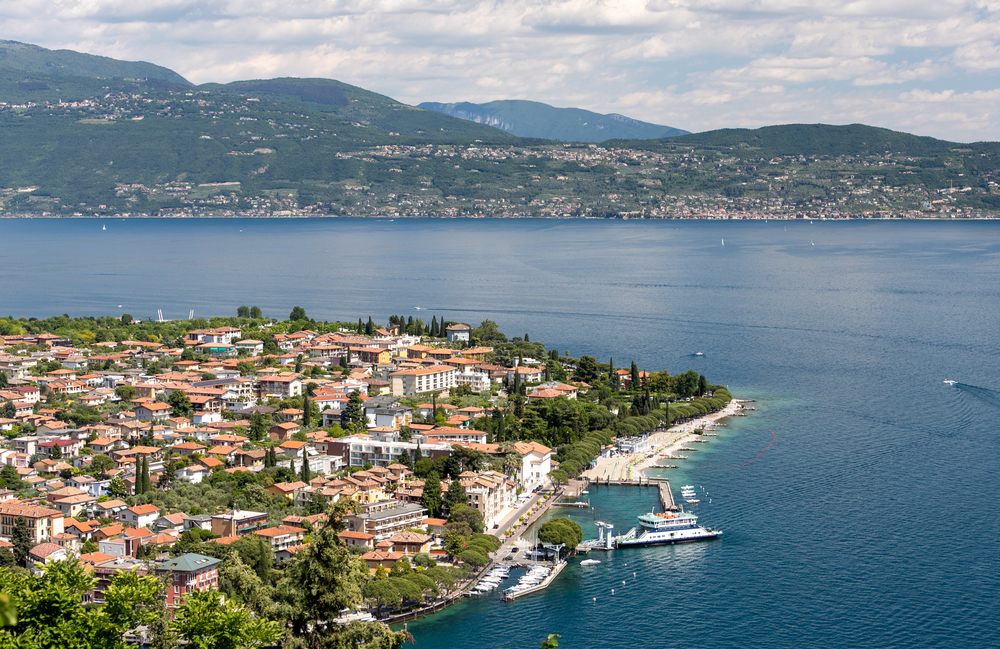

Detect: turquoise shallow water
2,218,999,647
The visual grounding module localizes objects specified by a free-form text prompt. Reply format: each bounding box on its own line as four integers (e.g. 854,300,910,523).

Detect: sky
4,0,1000,142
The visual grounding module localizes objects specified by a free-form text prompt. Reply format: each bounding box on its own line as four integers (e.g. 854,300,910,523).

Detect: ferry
614,509,722,547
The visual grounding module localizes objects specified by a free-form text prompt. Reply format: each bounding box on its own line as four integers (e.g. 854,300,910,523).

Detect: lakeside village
0,311,735,648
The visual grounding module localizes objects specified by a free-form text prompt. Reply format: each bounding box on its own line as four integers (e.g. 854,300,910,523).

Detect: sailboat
721,239,724,246
102,224,106,231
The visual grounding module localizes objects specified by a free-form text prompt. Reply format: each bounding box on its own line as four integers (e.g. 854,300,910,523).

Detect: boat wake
954,383,1000,410
698,430,776,469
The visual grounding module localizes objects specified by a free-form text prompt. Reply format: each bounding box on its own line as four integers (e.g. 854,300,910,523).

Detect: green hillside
419,99,688,142
0,42,997,219
0,40,190,85
619,123,982,157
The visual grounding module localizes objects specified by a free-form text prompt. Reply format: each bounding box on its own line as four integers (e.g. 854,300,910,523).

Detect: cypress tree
300,446,311,483
358,318,363,333
366,317,374,336
407,316,415,334
303,390,311,427
430,316,438,337
12,518,31,567
631,361,640,390
421,471,442,518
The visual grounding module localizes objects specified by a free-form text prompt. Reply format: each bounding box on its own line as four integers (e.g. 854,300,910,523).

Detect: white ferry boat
615,509,722,547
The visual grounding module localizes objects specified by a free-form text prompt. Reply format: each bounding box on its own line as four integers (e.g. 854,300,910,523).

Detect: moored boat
614,509,721,547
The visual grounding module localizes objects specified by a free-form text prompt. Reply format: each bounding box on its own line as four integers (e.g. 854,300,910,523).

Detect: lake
2,217,999,647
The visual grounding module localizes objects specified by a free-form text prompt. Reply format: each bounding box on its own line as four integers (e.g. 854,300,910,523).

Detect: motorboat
580,559,601,566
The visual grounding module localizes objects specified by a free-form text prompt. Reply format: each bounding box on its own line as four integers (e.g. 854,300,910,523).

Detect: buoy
611,589,615,595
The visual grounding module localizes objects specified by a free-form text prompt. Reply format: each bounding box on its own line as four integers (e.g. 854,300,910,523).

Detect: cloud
2,0,1000,140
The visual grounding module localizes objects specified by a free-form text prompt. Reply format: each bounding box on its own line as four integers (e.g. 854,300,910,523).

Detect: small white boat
580,559,601,566
580,490,589,495
102,224,106,231
943,379,957,385
682,485,694,490
694,352,704,356
686,499,700,504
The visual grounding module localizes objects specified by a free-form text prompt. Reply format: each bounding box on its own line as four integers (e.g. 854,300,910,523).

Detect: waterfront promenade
580,400,743,482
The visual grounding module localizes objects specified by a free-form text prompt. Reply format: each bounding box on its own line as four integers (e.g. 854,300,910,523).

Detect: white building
513,441,552,490
389,365,458,396
455,369,491,393
445,324,471,343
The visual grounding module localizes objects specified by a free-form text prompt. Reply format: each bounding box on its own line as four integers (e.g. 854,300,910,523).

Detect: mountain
0,40,191,85
204,77,514,141
630,123,960,158
418,99,687,142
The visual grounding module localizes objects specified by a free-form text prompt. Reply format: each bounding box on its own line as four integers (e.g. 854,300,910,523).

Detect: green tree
90,454,114,475
343,391,365,433
11,517,31,566
80,539,98,555
289,306,308,321
443,479,467,514
168,390,194,418
574,356,600,383
447,503,484,535
631,361,640,390
237,306,250,318
675,369,699,397
0,401,13,419
276,503,407,649
250,306,262,319
109,474,129,499
698,374,709,397
537,518,583,551
50,443,63,460
0,465,22,491
420,472,442,518
300,447,311,483
171,588,283,649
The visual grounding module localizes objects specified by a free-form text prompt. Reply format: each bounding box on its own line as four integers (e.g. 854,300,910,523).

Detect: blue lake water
2,217,999,647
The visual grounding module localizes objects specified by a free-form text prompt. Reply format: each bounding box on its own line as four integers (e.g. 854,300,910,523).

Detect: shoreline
581,399,744,482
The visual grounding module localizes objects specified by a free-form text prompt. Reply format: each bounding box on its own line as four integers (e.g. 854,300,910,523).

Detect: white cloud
1,0,1000,140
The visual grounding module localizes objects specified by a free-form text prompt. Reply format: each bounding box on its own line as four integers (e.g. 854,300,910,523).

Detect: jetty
589,476,669,486
502,562,567,601
658,482,678,511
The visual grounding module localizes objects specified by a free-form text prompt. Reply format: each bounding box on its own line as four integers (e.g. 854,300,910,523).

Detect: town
0,310,732,647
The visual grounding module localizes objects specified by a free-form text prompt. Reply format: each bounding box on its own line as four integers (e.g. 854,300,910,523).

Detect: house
266,481,307,501
389,365,458,397
118,504,161,528
176,464,208,484
360,549,403,573
153,513,189,533
253,525,306,553
258,375,302,398
171,441,207,456
345,501,427,540
388,531,431,556
135,402,172,422
445,324,471,343
36,438,83,459
234,339,264,355
338,530,375,549
210,510,268,537
156,553,222,608
269,422,301,441
0,501,65,544
27,542,69,568
93,499,129,519
183,515,213,532
512,441,552,490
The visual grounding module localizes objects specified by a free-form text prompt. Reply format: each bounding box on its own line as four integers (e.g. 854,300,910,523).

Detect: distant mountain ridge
418,99,688,142
0,40,190,85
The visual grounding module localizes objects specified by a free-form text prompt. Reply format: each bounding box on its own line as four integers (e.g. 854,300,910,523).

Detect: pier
658,483,678,511
588,476,669,486
502,562,567,601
